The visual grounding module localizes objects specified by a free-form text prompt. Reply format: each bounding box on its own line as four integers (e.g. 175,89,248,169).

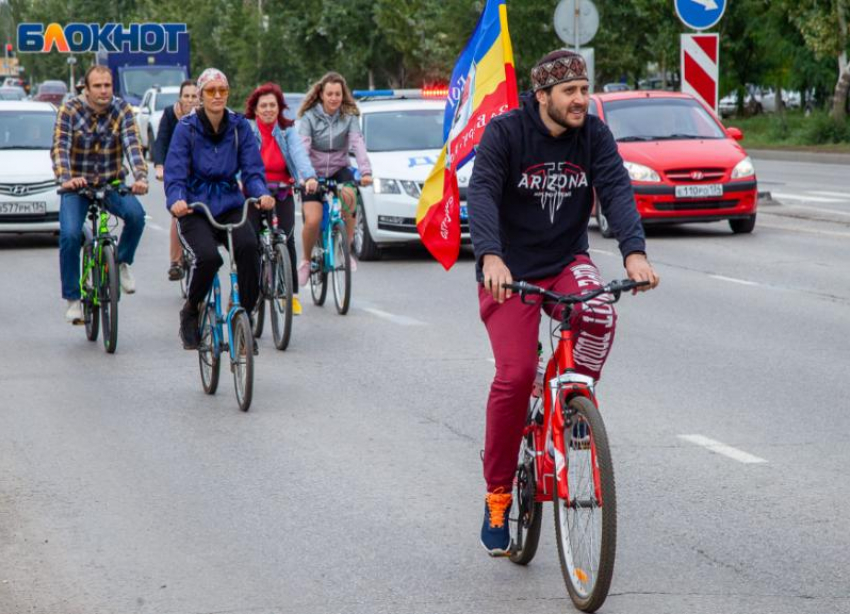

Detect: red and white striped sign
680,33,719,113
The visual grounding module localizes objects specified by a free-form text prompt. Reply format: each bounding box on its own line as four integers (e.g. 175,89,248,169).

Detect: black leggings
248,194,298,293
177,207,260,314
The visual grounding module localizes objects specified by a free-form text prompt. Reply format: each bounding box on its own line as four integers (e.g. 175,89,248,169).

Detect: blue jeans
59,191,146,300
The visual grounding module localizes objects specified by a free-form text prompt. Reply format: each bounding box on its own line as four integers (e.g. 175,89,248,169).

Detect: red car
590,91,757,234
34,80,68,106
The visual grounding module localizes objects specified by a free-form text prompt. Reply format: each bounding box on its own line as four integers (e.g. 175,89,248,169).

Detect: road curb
749,148,850,166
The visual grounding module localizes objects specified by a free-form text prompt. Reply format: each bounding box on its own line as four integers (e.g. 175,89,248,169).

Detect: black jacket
467,94,646,281
152,105,179,166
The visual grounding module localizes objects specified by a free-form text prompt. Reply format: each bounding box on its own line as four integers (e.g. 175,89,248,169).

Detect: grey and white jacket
298,105,372,179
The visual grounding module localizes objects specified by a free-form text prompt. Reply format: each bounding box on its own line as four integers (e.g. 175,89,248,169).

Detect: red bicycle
503,278,648,613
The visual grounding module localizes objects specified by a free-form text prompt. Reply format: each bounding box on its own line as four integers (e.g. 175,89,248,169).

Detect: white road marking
772,192,846,204
361,307,426,327
811,191,850,199
709,274,759,286
147,223,166,232
487,358,495,364
589,248,616,257
679,434,767,464
757,221,850,239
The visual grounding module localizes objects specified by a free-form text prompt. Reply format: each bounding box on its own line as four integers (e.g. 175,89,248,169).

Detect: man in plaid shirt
52,65,149,324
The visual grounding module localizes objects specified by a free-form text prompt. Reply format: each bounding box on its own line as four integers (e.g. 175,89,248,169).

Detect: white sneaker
348,254,358,272
297,260,311,287
119,263,136,294
65,300,83,325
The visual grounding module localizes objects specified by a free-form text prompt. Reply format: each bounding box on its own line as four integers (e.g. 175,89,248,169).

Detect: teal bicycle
305,179,351,315
189,199,257,412
61,181,128,354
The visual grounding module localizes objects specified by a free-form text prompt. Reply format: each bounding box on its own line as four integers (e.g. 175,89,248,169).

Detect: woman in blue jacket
244,82,318,315
165,68,274,350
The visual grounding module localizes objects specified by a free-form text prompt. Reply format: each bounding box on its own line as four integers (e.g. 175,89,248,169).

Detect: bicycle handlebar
503,279,650,305
57,182,131,198
188,198,256,231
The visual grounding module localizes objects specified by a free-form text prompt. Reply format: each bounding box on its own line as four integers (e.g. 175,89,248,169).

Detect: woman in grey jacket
296,72,372,287
245,82,318,315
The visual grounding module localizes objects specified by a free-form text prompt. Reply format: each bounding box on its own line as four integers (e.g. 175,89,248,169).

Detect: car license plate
674,184,723,199
0,201,47,215
460,204,468,220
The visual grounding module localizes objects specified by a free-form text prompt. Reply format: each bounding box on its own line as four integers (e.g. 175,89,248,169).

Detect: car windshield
122,68,185,100
155,92,178,111
283,94,304,121
603,97,726,141
0,111,57,149
39,83,66,94
0,90,25,100
363,109,444,152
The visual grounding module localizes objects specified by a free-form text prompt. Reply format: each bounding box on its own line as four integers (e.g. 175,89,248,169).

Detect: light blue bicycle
189,199,257,412
305,179,352,315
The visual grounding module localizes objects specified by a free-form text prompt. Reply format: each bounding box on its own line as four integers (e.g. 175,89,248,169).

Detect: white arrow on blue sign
675,0,727,31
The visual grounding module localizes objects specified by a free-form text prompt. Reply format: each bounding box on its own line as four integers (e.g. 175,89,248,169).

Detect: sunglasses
204,87,230,97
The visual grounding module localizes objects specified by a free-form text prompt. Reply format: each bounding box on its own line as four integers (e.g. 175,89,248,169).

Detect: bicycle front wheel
269,242,293,351
100,244,119,354
198,301,220,394
310,243,327,306
331,223,351,315
509,397,543,565
231,311,254,412
82,245,99,342
553,394,616,613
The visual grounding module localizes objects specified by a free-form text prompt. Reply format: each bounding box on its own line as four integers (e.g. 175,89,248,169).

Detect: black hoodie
467,93,646,282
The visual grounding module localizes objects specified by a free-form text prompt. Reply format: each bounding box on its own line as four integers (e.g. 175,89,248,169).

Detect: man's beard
547,103,586,129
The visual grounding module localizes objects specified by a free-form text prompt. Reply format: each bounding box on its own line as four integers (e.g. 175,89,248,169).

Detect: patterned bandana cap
531,53,588,92
197,68,229,93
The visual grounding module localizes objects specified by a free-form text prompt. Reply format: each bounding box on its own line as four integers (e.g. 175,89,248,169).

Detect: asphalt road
1,158,849,614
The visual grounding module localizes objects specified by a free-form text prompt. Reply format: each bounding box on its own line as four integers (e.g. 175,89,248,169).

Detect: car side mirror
727,127,744,141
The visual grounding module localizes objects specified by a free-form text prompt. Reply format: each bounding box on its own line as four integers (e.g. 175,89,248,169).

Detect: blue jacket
246,119,317,183
165,110,269,217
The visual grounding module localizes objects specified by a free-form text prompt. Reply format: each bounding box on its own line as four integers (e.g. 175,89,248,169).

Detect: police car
350,90,473,260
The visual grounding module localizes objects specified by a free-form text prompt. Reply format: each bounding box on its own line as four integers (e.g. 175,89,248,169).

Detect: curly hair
244,82,295,129
297,72,360,118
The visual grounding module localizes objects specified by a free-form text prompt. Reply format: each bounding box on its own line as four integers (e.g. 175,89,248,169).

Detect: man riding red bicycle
467,49,660,556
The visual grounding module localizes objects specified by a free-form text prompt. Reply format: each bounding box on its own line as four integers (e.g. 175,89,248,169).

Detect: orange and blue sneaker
480,488,512,556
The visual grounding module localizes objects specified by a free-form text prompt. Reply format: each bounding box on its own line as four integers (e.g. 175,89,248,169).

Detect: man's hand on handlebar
61,177,88,191
482,254,513,304
131,179,148,195
257,195,275,210
624,252,659,293
304,178,319,194
171,200,192,217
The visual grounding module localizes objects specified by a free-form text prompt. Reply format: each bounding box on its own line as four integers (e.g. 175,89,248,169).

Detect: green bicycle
61,182,129,354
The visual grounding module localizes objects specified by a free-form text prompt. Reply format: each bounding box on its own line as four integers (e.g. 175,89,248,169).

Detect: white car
0,101,61,233
136,85,180,157
352,97,472,260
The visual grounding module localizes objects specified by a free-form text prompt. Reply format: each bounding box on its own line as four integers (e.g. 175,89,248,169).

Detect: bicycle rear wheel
100,244,119,354
269,242,293,351
231,311,254,412
331,223,351,315
82,245,99,341
310,243,327,306
509,397,543,565
198,301,220,394
553,394,616,613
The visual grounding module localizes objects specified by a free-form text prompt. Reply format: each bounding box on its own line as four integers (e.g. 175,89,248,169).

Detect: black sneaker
168,262,184,281
179,308,200,350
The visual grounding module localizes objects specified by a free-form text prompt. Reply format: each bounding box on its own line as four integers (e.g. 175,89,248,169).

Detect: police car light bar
353,88,448,100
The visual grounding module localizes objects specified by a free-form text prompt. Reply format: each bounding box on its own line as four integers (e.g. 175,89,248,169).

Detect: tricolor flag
415,0,518,270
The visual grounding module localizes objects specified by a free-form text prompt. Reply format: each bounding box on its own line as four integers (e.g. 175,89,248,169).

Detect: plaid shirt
51,96,147,185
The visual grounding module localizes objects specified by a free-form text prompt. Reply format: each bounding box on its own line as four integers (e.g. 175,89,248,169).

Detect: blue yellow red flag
416,0,518,270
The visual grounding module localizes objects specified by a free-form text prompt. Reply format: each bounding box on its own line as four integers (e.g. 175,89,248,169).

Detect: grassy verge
721,110,850,152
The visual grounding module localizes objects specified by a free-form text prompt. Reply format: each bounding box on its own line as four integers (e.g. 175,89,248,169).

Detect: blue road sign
675,0,727,31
